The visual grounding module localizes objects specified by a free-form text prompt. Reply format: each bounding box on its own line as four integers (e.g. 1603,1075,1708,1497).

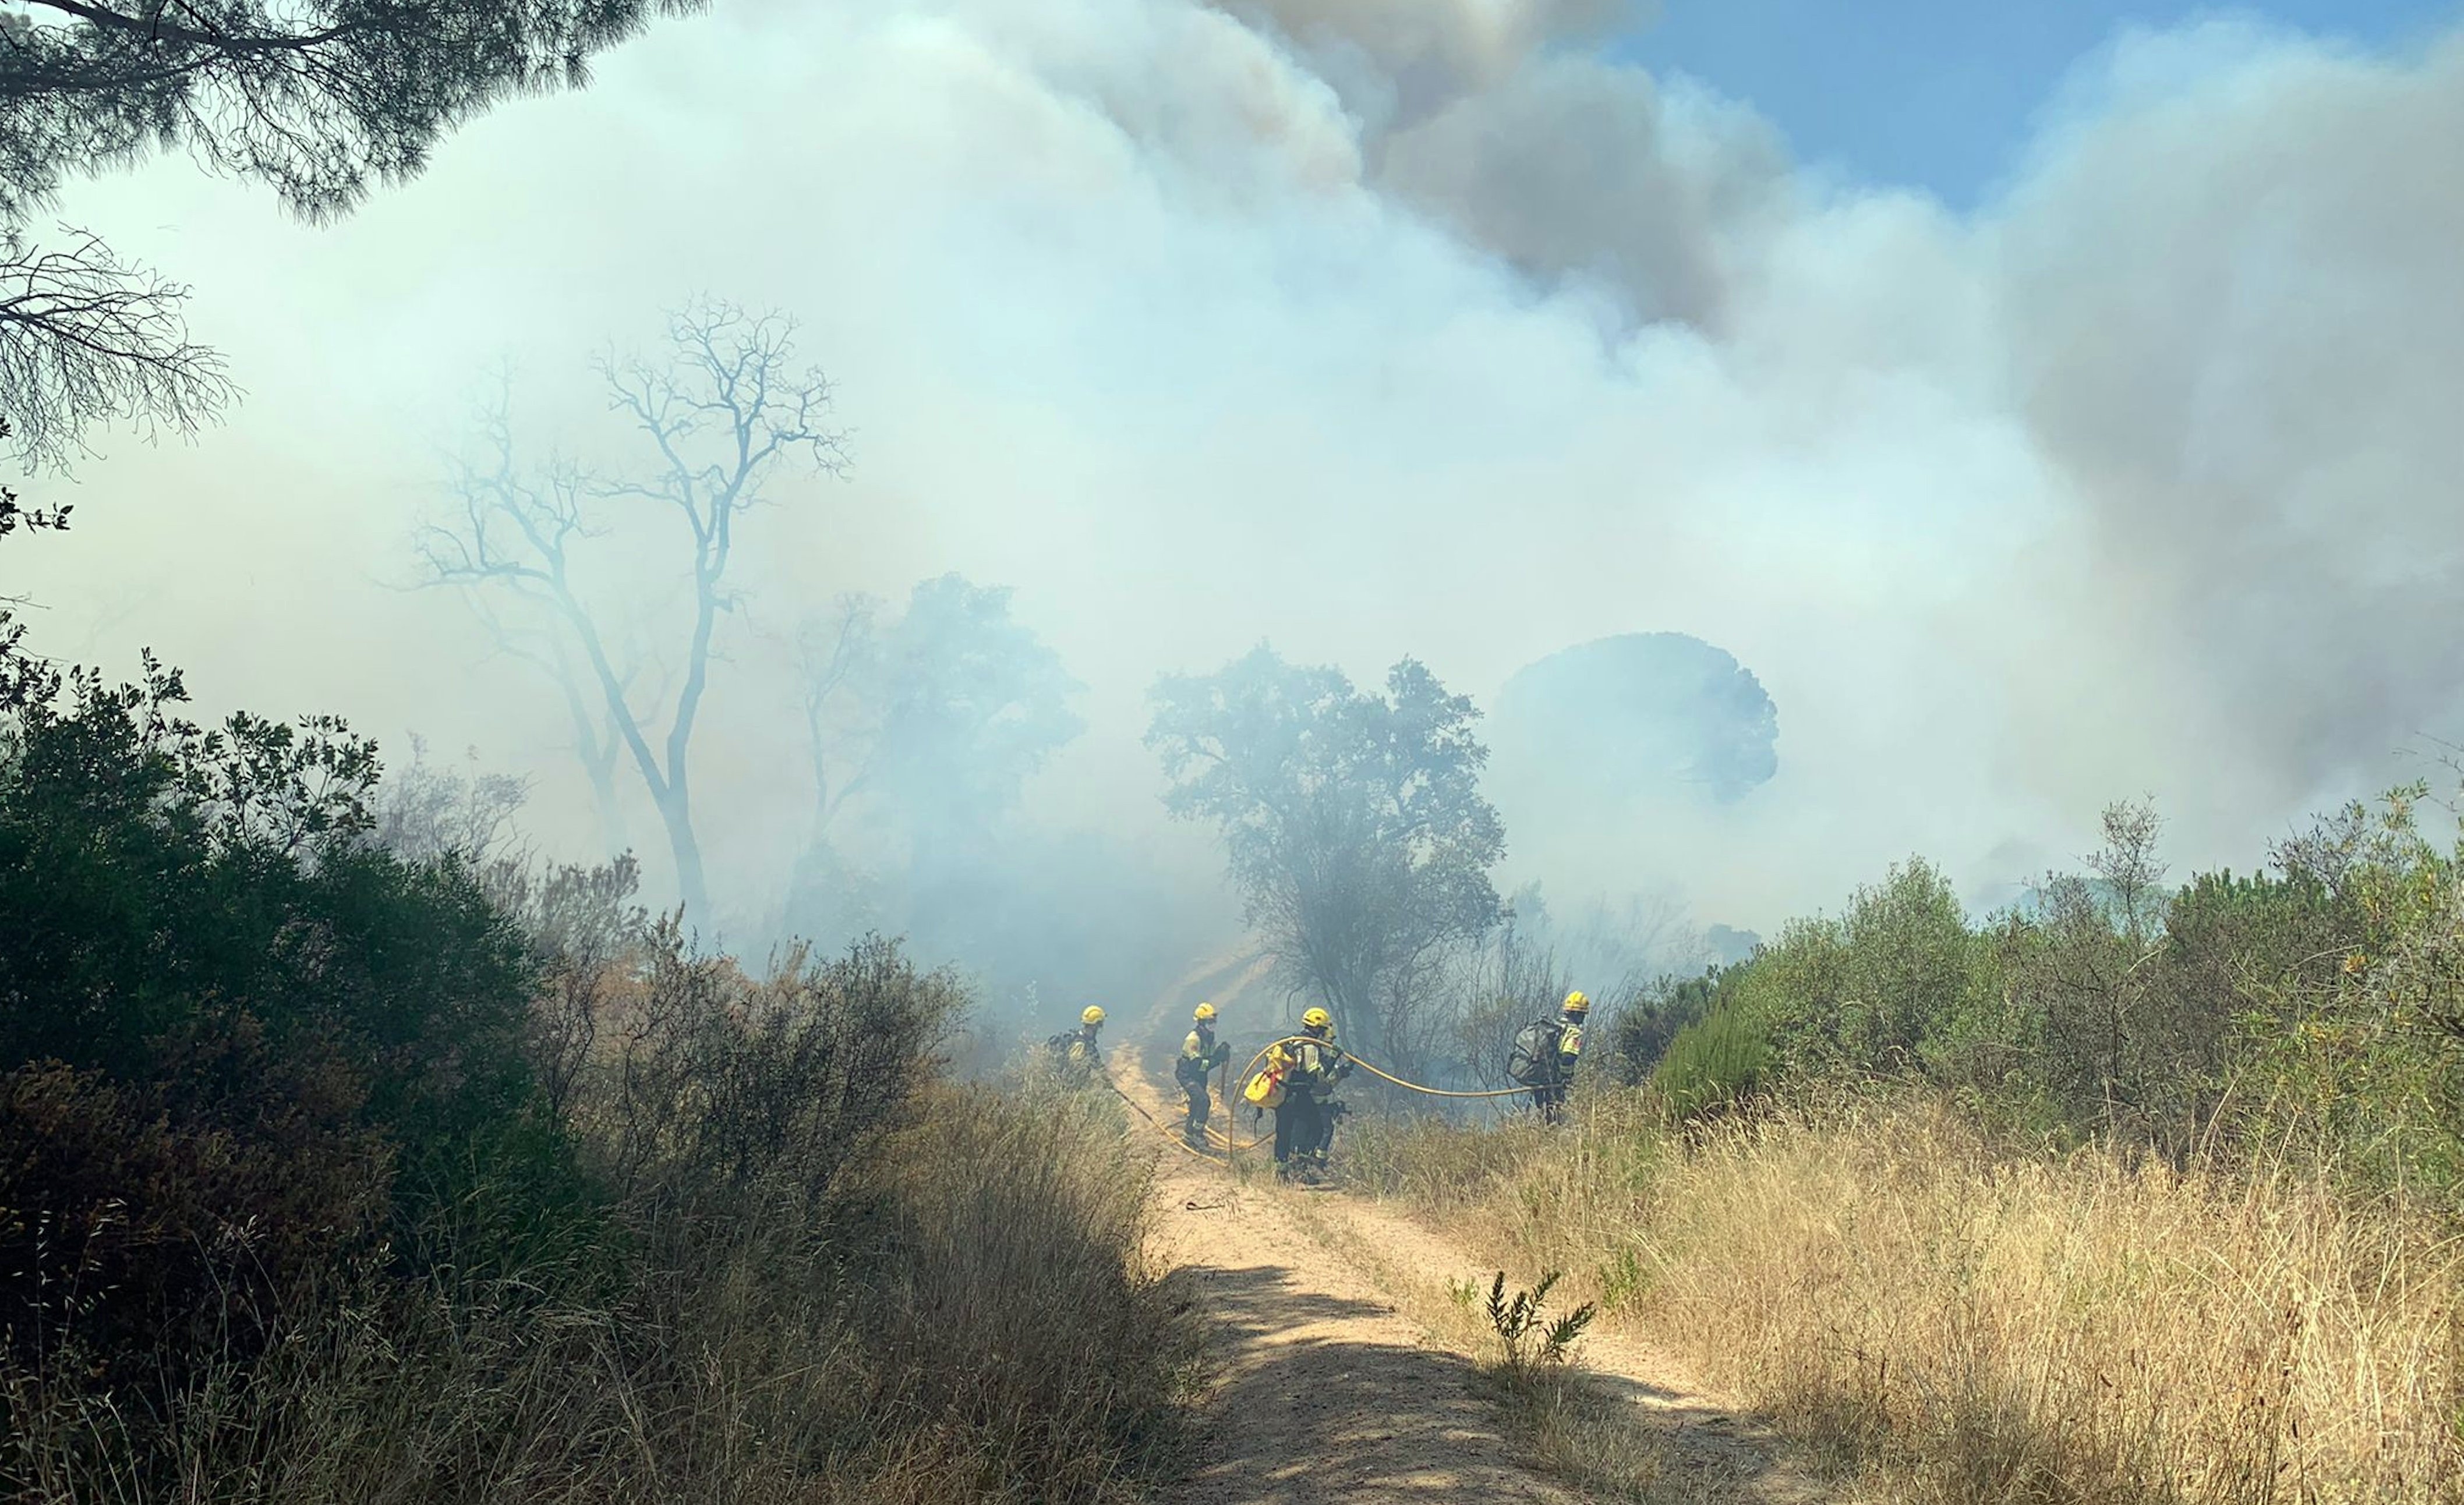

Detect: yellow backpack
1243,1046,1291,1109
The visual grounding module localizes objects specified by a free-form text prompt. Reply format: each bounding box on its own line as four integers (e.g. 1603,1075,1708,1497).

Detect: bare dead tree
2088,798,2168,949
458,579,654,858
417,300,847,922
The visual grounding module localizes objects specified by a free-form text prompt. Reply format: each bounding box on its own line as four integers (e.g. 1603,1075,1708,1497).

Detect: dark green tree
1146,646,1505,1057
0,612,567,1383
0,0,701,470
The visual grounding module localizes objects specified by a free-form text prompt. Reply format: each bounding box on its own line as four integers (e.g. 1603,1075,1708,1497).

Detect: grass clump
1356,1093,2464,1504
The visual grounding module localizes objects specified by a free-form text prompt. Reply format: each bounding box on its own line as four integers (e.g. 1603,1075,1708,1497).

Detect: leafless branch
0,226,233,470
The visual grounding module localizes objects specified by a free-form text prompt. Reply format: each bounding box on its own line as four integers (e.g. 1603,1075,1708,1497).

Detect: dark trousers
1182,1078,1211,1138
1532,1081,1568,1124
1273,1095,1323,1170
1308,1100,1341,1159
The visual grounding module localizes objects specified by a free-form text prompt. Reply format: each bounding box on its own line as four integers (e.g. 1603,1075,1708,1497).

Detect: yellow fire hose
1232,1034,1537,1104
1094,1031,1540,1168
1097,1068,1229,1164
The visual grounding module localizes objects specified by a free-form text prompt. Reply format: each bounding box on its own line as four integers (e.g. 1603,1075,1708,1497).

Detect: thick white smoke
12,0,2462,939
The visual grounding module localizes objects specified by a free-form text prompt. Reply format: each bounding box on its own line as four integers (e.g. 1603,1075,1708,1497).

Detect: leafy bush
0,620,1191,1502
0,635,573,1386
1630,791,2464,1201
1603,966,1727,1082
0,1060,389,1387
1652,997,1774,1119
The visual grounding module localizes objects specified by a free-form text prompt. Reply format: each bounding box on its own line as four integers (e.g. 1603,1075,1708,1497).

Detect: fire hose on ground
1097,1033,1539,1167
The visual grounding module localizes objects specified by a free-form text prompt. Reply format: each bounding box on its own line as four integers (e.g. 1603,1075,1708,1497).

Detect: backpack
1243,1046,1290,1109
1507,1019,1565,1087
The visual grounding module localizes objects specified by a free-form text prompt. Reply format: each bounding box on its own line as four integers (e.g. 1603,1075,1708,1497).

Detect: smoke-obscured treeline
1335,780,2464,1501
1599,791,2464,1207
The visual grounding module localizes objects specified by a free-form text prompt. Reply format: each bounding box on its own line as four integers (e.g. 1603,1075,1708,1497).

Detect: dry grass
0,1083,1195,1504
1281,1184,1681,1502
1486,1368,1680,1503
1348,1094,2464,1504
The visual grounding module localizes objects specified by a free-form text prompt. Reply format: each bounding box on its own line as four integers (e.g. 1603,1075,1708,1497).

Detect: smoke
10,0,2463,953
1994,21,2464,813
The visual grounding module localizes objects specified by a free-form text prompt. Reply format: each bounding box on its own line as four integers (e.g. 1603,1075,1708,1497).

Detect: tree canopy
1,0,702,473
799,572,1084,865
1146,646,1505,1054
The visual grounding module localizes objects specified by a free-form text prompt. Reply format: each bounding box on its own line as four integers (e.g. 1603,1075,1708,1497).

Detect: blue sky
1612,0,2464,205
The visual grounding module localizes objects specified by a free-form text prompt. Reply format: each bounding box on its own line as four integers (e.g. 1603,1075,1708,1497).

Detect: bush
1603,966,1726,1082
0,621,1192,1502
0,1060,389,1388
0,640,573,1387
1652,998,1773,1119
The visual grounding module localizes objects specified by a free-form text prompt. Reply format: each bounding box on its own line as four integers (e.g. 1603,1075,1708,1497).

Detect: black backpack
1506,1019,1565,1087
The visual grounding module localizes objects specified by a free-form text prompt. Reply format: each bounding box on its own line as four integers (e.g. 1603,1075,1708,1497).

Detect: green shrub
0,617,1192,1502
1604,966,1729,1082
0,636,580,1385
1653,1000,1773,1120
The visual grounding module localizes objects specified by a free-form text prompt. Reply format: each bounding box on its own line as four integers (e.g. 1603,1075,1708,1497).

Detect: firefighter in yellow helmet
1048,1004,1106,1081
1273,1007,1350,1182
1176,1001,1232,1147
1529,990,1588,1124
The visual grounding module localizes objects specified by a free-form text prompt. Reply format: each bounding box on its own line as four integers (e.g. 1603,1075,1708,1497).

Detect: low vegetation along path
1117,973,1826,1505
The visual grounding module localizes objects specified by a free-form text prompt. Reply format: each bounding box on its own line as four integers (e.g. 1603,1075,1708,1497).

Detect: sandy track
1140,1106,1588,1504
1114,1005,1826,1505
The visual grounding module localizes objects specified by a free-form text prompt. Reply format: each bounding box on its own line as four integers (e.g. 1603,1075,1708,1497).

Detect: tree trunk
655,789,709,925
1330,972,1385,1063
586,758,629,860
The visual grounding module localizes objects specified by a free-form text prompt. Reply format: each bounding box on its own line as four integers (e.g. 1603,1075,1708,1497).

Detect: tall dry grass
1348,1094,2464,1504
0,1082,1192,1505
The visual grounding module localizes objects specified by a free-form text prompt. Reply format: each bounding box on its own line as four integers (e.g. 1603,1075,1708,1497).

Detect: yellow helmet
1193,1001,1217,1022
1081,1005,1106,1026
1300,1007,1332,1031
1562,990,1590,1014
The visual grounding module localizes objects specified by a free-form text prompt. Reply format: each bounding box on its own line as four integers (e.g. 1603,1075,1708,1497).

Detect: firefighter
1048,1004,1106,1080
1305,1014,1353,1171
1274,1007,1348,1182
1176,1001,1231,1146
1529,990,1588,1123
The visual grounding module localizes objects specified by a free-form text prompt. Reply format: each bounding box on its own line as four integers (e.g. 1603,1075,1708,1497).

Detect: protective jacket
1284,1035,1349,1099
1176,1023,1231,1086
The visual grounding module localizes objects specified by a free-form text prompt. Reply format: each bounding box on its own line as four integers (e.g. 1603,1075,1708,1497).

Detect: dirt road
1116,972,1825,1504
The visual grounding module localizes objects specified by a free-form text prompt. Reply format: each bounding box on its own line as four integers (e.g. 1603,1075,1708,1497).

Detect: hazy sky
13,0,2463,939
1616,0,2464,204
